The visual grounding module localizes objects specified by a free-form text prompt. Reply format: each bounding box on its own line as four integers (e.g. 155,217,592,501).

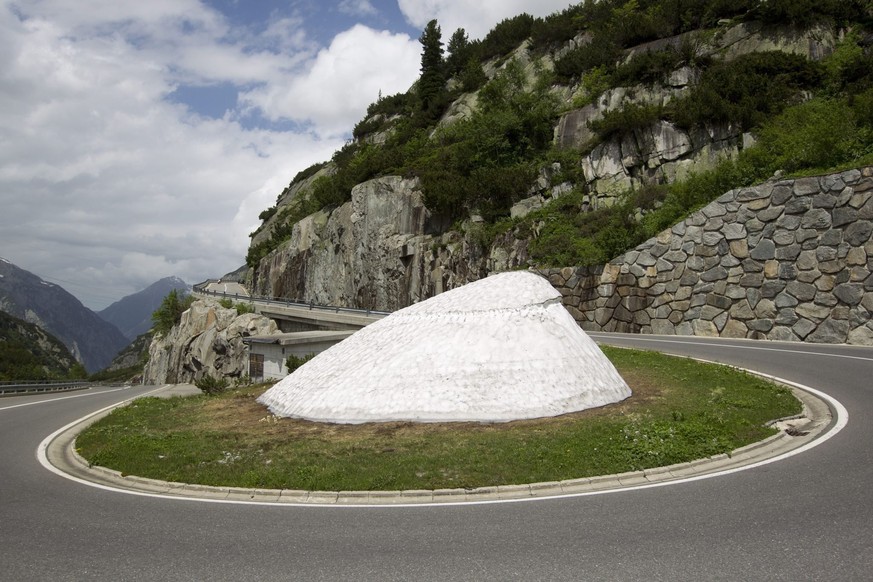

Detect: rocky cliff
143,298,279,385
248,17,850,309
552,21,835,202
253,165,873,346
251,175,533,310
242,8,873,351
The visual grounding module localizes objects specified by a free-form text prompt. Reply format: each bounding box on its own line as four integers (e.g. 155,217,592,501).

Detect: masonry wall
539,166,873,345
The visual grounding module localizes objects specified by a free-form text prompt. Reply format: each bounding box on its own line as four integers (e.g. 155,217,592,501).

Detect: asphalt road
2,335,872,581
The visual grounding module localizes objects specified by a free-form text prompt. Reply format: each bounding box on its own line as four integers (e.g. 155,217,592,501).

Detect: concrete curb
47,382,834,506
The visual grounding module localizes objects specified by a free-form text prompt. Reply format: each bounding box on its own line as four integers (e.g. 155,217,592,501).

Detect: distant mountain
89,331,153,383
99,276,190,340
219,264,247,283
0,258,129,373
0,310,83,380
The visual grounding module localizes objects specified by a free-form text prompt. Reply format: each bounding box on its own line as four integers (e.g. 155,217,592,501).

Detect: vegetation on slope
151,290,195,337
247,0,873,270
0,311,87,381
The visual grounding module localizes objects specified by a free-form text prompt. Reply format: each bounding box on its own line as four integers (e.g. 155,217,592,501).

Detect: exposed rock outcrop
552,20,837,203
250,164,336,249
252,176,531,311
143,298,279,385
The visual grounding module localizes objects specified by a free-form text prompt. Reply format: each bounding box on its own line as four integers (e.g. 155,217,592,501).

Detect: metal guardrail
0,381,91,396
192,284,391,318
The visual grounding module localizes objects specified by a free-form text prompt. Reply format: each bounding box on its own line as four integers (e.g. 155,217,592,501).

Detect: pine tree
446,27,471,76
418,19,446,119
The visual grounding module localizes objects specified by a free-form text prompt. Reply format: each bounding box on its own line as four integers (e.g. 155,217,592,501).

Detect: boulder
143,299,279,385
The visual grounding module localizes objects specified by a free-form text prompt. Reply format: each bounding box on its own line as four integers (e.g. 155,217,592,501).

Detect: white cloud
397,0,578,40
0,1,343,309
339,0,378,17
239,24,420,138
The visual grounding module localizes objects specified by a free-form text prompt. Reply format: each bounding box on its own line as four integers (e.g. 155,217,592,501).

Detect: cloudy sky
0,0,577,310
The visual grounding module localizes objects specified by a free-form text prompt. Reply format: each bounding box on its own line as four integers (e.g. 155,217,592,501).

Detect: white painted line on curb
36,373,848,509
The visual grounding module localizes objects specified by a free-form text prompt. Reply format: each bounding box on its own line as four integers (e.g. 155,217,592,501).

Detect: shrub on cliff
151,290,194,337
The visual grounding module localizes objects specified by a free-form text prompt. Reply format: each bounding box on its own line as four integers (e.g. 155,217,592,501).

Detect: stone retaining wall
539,166,873,345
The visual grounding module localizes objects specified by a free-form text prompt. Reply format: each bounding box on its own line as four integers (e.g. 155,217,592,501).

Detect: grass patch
76,347,800,491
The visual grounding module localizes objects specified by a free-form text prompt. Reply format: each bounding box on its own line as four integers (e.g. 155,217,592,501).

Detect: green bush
754,0,870,27
366,91,415,118
151,290,194,336
530,4,596,49
478,13,536,61
286,353,315,373
234,302,256,316
459,58,488,92
587,102,664,145
290,162,327,186
611,46,689,87
753,98,865,173
195,374,229,396
554,35,621,82
258,206,277,222
352,116,385,140
669,51,825,131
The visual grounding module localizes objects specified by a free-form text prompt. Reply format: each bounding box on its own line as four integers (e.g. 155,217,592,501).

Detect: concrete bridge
193,281,387,331
193,282,388,380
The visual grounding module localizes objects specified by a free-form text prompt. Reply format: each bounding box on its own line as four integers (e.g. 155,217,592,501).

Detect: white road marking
0,386,131,412
589,334,873,362
35,367,849,509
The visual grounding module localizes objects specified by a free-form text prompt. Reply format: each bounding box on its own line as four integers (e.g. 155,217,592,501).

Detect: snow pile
258,271,631,423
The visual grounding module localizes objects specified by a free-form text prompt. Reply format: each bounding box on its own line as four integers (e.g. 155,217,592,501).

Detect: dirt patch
193,372,663,442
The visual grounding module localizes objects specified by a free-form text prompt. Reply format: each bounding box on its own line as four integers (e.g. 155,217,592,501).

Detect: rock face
553,20,836,204
254,167,873,347
250,164,335,249
258,272,631,423
540,167,873,345
143,298,279,385
577,120,741,202
252,176,530,311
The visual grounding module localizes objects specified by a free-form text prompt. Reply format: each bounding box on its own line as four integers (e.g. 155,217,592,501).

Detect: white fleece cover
257,271,631,423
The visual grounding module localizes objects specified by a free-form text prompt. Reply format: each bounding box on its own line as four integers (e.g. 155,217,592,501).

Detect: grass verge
76,347,800,491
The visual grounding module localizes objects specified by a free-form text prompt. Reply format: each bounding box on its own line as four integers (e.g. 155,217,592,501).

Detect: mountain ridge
98,276,190,341
0,258,129,373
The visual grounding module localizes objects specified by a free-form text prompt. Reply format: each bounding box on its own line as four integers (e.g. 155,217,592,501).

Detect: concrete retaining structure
539,166,873,345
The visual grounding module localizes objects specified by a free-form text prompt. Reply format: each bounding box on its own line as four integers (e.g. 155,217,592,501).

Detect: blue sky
166,0,421,130
0,0,578,310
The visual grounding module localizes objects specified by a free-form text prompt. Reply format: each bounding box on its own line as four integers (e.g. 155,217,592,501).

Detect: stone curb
51,383,833,506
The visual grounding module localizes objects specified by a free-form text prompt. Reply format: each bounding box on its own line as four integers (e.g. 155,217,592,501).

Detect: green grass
76,347,801,491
